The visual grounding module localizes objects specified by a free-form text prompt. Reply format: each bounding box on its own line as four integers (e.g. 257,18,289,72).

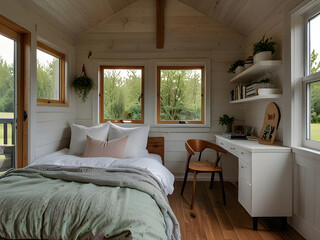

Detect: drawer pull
241,166,245,168
220,143,224,145
240,152,245,154
230,147,235,150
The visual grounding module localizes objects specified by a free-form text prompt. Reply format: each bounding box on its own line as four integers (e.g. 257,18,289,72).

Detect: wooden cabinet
216,135,292,229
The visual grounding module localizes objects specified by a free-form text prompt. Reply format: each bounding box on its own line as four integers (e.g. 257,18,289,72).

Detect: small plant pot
235,66,245,74
244,63,253,69
253,51,273,64
225,124,232,133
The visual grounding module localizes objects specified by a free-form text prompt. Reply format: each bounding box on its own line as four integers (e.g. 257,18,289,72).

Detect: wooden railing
0,118,15,145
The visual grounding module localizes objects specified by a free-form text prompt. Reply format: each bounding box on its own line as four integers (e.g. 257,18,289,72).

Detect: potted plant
252,35,276,63
228,60,245,74
219,114,235,133
72,64,94,103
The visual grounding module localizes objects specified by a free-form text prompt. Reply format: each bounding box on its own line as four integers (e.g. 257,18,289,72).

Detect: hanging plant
72,64,94,103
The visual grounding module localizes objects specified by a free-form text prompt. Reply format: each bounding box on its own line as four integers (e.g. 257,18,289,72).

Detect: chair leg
191,171,197,210
181,169,189,195
219,172,226,205
209,172,215,189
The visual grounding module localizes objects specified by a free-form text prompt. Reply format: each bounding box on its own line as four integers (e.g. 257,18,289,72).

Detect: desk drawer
238,148,251,165
238,177,252,215
239,160,252,184
217,140,238,157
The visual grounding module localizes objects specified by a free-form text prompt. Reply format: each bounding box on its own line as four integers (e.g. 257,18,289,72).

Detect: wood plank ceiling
178,0,289,36
20,0,137,39
20,0,289,39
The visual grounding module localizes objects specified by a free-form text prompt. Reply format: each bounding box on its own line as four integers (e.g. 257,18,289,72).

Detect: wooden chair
181,139,228,209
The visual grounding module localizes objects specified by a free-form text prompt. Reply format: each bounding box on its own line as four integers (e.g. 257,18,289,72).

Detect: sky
0,34,56,67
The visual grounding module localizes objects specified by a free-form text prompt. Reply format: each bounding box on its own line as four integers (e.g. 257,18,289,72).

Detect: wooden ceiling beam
156,0,165,49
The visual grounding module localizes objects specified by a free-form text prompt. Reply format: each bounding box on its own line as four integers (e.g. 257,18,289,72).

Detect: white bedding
31,149,174,195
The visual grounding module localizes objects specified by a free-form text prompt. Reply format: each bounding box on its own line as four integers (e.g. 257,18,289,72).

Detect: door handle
23,111,28,121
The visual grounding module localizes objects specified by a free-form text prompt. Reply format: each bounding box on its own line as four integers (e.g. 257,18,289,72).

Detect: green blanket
0,165,180,240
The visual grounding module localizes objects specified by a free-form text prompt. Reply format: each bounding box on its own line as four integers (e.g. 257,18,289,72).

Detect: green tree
310,50,320,123
311,49,320,74
0,57,14,112
37,58,59,100
160,69,201,121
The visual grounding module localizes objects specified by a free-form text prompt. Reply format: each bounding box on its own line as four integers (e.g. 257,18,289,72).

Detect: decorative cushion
69,123,109,155
83,135,128,158
108,122,150,158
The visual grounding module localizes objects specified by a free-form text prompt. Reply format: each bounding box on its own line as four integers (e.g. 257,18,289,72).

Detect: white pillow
69,123,110,155
108,122,150,158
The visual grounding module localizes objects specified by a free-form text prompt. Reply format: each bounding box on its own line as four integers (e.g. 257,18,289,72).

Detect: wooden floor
168,181,305,240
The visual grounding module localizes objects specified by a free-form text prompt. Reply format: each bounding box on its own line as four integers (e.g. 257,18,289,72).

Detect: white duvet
31,149,174,195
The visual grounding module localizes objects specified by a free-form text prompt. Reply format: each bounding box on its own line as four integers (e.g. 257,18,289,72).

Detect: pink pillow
83,135,128,158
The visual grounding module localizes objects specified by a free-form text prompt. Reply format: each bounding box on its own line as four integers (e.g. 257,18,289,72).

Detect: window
304,12,320,148
99,66,144,123
157,66,204,124
37,42,65,105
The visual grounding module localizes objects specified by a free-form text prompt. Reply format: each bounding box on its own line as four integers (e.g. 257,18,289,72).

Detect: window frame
36,41,65,106
156,66,205,124
302,9,320,150
99,65,145,124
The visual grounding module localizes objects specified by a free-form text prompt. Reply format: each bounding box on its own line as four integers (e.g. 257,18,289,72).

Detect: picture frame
259,102,280,145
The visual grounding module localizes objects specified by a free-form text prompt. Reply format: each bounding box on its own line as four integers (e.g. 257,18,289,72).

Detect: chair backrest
185,139,227,155
185,139,228,167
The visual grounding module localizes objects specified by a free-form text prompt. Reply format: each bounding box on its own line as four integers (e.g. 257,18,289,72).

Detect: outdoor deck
0,117,15,171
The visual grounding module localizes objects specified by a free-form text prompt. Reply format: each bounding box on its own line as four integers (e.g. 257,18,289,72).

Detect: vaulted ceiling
21,0,289,40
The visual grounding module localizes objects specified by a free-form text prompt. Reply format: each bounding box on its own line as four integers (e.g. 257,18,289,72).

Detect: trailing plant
219,114,235,126
72,64,94,103
259,77,271,83
228,60,245,73
252,35,276,56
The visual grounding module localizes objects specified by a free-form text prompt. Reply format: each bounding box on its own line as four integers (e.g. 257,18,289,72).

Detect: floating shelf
230,94,282,104
230,60,282,84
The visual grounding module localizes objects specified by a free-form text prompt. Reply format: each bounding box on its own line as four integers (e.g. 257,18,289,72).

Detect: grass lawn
0,112,14,145
311,123,320,141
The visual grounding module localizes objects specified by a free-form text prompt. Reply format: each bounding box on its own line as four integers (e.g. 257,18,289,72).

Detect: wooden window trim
0,15,30,168
157,66,205,124
99,66,145,124
37,41,66,106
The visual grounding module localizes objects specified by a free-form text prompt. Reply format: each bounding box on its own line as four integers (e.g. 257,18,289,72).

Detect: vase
225,124,232,133
253,51,273,64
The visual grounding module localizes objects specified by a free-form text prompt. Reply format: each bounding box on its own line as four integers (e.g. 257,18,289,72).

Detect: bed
0,123,180,240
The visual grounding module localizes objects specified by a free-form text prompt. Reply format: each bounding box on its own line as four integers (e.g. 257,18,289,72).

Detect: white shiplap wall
74,0,245,180
242,1,320,239
241,4,285,142
0,0,76,162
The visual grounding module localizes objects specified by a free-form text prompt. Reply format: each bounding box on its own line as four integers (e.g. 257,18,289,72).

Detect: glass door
0,33,17,172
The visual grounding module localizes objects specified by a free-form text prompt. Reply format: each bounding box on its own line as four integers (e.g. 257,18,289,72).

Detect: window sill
292,146,320,161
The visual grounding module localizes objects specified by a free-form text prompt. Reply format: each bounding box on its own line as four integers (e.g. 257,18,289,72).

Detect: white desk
215,135,292,230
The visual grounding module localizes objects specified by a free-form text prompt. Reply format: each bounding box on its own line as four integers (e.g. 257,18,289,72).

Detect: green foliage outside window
309,49,320,141
159,69,202,121
103,69,142,120
0,58,14,113
37,55,60,100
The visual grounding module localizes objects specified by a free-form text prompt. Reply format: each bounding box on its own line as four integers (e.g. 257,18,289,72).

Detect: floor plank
168,181,305,240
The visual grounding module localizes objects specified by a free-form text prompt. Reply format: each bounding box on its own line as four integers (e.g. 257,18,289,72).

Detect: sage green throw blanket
0,165,180,240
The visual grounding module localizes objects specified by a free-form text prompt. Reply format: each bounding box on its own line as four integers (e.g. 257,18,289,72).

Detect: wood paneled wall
241,4,285,142
0,0,76,162
74,0,245,180
292,150,320,240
